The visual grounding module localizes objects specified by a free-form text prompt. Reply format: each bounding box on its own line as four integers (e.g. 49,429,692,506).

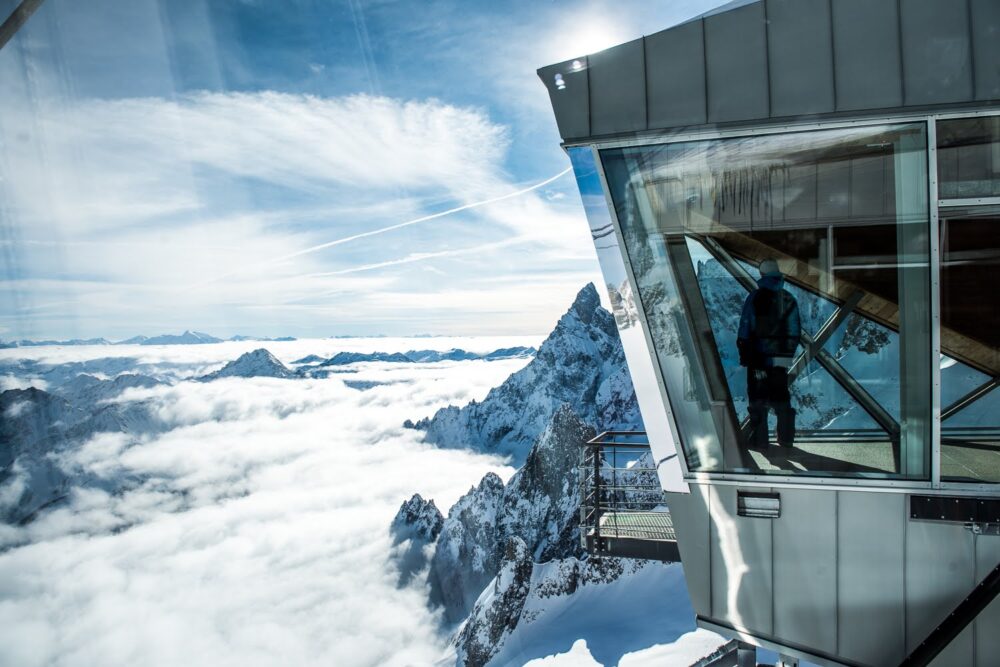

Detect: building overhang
538,0,1000,146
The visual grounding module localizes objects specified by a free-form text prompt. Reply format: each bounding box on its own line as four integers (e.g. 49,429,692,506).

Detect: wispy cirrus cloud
1,88,590,339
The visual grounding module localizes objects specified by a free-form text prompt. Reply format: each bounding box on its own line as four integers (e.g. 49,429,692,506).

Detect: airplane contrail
197,166,573,287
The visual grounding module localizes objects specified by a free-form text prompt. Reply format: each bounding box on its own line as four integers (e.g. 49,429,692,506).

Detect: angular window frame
572,110,1000,493
933,111,1000,487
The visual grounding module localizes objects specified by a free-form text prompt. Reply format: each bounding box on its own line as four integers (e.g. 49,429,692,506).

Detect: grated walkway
596,511,676,541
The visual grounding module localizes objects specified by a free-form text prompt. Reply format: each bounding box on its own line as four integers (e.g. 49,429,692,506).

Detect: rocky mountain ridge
390,494,445,586
406,284,640,465
425,406,598,624
391,284,654,665
301,346,535,369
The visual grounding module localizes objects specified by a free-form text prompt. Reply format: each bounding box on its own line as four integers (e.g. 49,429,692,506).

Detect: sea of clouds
0,337,541,667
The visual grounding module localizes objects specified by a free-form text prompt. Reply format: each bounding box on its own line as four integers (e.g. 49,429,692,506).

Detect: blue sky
0,0,724,340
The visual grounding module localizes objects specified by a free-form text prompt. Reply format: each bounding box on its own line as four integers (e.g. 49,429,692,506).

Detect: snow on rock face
500,405,594,563
407,284,640,465
389,494,445,586
455,555,661,666
54,373,164,406
428,406,594,624
391,493,444,543
454,537,534,667
0,388,85,469
199,348,295,381
0,388,85,523
430,473,506,623
0,380,165,525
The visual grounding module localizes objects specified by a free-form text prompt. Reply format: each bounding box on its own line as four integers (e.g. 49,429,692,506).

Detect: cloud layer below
0,340,524,667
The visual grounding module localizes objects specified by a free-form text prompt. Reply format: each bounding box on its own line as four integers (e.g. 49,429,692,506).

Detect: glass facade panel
939,206,1000,483
937,116,1000,199
601,124,931,479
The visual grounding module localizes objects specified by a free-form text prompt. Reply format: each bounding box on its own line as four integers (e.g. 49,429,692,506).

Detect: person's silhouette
737,259,801,449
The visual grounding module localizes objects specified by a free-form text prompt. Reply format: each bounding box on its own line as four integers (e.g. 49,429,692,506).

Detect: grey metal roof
538,0,1000,142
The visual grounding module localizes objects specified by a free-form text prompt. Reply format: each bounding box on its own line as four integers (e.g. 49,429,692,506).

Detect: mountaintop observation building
540,1,1000,666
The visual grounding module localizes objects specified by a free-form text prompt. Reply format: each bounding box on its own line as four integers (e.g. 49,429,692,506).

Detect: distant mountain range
0,331,297,348
296,346,535,368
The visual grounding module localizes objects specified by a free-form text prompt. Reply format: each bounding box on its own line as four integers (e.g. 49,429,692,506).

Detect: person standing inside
737,259,801,449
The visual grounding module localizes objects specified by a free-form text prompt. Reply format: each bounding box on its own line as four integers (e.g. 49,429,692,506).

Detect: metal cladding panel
704,3,769,123
905,519,975,665
771,489,837,656
665,487,712,615
645,20,707,128
536,60,590,140
831,0,903,111
972,0,1000,100
540,0,1000,143
974,535,1000,666
589,39,647,136
837,492,906,665
900,0,974,106
709,485,773,635
766,0,835,117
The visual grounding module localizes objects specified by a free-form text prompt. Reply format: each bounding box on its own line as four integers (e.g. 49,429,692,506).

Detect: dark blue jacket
737,275,801,368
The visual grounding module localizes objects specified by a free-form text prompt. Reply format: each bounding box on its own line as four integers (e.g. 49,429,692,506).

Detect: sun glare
552,22,623,61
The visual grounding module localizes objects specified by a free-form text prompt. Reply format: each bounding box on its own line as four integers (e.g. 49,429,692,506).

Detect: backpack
750,288,798,359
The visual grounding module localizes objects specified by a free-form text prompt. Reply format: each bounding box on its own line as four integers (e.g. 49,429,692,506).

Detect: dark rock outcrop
430,473,506,622
390,494,445,586
454,537,534,667
428,406,595,623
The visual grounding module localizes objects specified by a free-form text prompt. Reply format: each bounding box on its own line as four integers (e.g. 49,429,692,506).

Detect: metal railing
580,431,679,560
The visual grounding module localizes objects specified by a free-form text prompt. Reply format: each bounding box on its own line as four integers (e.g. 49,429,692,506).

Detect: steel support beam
0,0,45,51
811,342,901,439
789,290,864,381
898,559,1000,667
941,375,999,422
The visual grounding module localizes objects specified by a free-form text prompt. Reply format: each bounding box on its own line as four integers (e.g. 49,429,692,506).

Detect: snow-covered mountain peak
200,348,294,381
566,282,602,326
391,493,444,544
389,493,446,587
407,283,639,464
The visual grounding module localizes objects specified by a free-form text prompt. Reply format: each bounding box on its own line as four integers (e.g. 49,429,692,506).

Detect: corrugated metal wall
668,485,1000,666
538,0,1000,142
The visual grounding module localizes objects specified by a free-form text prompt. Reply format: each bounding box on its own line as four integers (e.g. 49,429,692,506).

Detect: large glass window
601,124,932,479
937,116,1000,199
939,205,1000,483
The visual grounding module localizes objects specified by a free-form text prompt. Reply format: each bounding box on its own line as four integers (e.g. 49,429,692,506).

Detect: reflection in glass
601,124,931,479
939,207,1000,483
566,146,688,492
937,116,1000,199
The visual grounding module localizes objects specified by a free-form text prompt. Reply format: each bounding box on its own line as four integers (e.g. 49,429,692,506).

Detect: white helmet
759,259,782,277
